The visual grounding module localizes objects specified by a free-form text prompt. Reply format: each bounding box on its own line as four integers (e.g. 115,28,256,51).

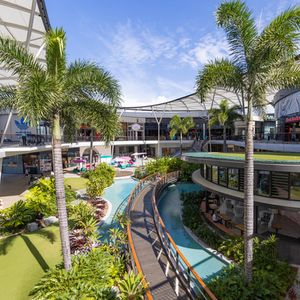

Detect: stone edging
98,198,112,226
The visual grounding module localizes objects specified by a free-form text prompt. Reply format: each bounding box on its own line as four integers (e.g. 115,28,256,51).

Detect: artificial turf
0,226,61,300
64,177,88,191
185,152,300,163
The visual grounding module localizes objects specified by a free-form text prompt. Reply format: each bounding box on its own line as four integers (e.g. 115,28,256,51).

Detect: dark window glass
239,169,244,191
257,170,270,196
290,173,300,200
271,172,289,199
219,167,227,186
212,166,218,183
228,168,239,190
206,164,212,181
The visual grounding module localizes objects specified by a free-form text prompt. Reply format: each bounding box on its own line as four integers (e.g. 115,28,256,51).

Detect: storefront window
219,167,227,186
271,171,289,199
228,168,239,190
206,164,211,181
212,166,218,183
290,173,300,200
257,170,270,196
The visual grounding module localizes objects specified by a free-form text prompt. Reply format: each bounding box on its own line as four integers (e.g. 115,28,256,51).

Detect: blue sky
46,0,299,107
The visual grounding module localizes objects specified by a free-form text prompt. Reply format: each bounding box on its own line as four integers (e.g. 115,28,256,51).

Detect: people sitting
36,212,46,228
212,211,222,224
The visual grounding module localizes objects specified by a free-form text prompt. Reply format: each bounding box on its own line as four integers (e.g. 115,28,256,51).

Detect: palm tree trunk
244,99,254,283
89,128,94,164
180,132,183,155
223,125,227,152
52,113,72,271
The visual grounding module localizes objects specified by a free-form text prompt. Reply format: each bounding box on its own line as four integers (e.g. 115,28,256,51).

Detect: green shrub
118,271,145,300
0,200,35,232
30,247,125,299
86,175,107,200
82,163,115,187
25,177,76,216
68,201,96,229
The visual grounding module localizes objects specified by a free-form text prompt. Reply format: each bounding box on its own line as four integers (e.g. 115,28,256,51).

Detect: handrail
126,173,157,300
152,171,217,300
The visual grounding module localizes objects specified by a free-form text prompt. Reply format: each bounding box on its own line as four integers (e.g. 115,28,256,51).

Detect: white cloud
180,33,229,68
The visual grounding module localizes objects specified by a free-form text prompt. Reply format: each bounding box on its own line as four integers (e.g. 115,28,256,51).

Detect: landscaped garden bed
181,191,297,299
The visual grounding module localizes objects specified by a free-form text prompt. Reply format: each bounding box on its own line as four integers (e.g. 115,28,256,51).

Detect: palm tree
169,115,195,155
196,1,300,282
0,28,121,270
209,99,242,152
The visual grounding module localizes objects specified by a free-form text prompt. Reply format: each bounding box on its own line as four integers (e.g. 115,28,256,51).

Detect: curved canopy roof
0,0,50,86
120,89,275,113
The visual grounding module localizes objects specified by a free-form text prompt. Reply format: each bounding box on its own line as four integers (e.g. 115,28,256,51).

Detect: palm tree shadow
20,235,50,272
31,226,57,244
0,234,18,255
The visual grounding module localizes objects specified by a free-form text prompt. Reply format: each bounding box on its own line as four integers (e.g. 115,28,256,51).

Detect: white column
0,157,3,183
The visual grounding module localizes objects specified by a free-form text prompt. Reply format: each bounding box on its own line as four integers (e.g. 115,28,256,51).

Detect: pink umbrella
72,158,86,163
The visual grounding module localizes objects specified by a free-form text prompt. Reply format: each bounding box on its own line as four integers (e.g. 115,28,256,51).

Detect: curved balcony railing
152,171,217,300
126,174,157,300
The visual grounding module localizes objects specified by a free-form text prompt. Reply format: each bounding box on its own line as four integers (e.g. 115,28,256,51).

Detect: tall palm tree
209,99,242,152
169,115,195,155
196,1,300,282
0,28,121,270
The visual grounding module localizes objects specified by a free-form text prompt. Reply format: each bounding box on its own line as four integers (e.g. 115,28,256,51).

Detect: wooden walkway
129,185,189,300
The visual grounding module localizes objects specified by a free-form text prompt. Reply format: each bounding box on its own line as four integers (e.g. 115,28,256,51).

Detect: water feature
98,177,137,239
158,182,228,282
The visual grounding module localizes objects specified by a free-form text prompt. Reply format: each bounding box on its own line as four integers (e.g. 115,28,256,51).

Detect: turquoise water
99,177,137,238
158,183,227,282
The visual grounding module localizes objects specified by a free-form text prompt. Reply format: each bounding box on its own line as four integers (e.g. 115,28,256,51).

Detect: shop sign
131,123,141,131
285,115,300,123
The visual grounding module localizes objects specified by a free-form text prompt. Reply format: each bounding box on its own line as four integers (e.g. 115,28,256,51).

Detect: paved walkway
129,185,188,299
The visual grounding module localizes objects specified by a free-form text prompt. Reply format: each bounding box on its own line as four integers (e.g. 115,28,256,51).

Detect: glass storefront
202,164,300,201
228,168,239,190
256,170,270,197
290,173,300,200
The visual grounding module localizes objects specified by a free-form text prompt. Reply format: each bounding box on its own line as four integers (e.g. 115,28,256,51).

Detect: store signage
285,115,300,123
131,123,141,131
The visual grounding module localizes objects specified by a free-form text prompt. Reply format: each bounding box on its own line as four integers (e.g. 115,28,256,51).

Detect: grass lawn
185,152,300,163
0,226,61,300
64,177,88,191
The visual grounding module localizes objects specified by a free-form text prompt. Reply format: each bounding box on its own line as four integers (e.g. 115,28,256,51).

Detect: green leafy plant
118,271,145,300
0,200,35,232
86,175,107,200
68,201,96,228
25,177,76,216
30,247,124,299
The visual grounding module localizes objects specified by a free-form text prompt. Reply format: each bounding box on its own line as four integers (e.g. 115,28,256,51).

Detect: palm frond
0,85,17,110
45,28,67,77
216,0,257,71
66,60,121,107
0,36,43,76
71,98,120,144
254,6,300,71
16,71,59,125
196,58,243,101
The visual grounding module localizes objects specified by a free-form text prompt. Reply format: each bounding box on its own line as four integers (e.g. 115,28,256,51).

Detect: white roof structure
0,0,50,86
120,90,275,114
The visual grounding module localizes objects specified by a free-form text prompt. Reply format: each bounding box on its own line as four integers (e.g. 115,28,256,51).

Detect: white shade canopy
0,0,50,86
120,90,275,113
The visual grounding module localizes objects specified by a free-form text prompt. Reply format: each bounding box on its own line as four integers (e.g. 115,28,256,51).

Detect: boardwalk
129,185,189,300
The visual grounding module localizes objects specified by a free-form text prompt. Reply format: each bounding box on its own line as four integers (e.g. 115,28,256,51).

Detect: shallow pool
158,183,227,282
99,177,137,238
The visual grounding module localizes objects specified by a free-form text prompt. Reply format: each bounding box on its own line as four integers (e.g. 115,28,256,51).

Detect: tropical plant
208,99,243,152
86,175,107,200
26,177,75,216
118,271,145,300
68,201,96,229
30,246,124,299
169,114,195,155
196,1,300,282
0,200,35,232
0,28,121,270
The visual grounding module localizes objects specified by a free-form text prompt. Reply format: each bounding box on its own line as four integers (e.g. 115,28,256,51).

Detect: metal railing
152,171,217,300
126,174,157,300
